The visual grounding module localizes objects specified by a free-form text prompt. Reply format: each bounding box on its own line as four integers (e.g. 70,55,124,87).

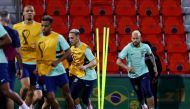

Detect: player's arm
52,48,71,67
149,53,158,77
146,45,158,77
116,58,128,70
116,58,134,72
116,45,135,72
0,34,12,48
79,59,96,71
16,48,23,70
13,30,23,78
85,59,97,69
57,48,71,63
52,35,71,67
16,47,23,78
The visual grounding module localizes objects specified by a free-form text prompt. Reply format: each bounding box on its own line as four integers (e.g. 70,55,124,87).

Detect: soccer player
0,23,30,109
36,15,74,109
143,41,162,109
116,30,158,109
69,29,97,109
13,5,42,107
0,10,23,109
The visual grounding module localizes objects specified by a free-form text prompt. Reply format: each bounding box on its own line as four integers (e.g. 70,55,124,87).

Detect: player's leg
26,64,42,107
74,98,82,109
41,97,51,109
36,76,50,109
0,92,7,109
130,77,147,109
66,68,75,88
0,82,23,105
150,78,158,109
20,64,30,101
46,92,60,109
0,63,29,109
81,80,96,109
141,73,154,109
58,73,74,109
45,76,60,109
6,62,17,109
71,77,83,109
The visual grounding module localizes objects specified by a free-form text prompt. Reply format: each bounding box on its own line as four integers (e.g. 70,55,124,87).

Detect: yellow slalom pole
101,27,106,109
101,27,109,109
96,28,101,109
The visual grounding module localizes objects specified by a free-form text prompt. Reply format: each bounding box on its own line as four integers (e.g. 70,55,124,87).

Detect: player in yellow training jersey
13,5,42,108
35,15,74,109
69,29,97,109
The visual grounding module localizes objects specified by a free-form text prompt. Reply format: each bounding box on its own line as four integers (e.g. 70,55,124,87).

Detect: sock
75,104,82,109
30,104,34,109
143,103,148,108
20,102,30,109
141,103,148,109
87,104,93,109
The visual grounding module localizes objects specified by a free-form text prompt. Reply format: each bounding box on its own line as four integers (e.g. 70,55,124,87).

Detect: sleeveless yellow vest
69,43,88,78
36,32,58,76
13,22,41,63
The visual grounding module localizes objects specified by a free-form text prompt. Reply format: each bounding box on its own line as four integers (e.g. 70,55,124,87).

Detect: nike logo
86,84,90,87
143,77,147,79
74,78,78,82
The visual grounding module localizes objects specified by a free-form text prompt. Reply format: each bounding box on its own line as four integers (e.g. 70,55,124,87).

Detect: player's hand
154,67,158,77
16,69,23,79
126,67,135,73
79,66,87,71
51,60,60,67
33,69,38,74
152,78,158,84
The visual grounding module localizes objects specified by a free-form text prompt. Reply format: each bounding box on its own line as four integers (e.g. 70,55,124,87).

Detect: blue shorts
44,73,69,93
0,63,9,85
130,73,153,104
21,64,40,89
65,68,75,88
38,76,47,96
71,78,96,105
8,61,16,90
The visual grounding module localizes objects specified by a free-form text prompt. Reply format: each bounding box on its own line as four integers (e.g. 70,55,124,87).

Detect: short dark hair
0,10,9,18
143,41,157,52
69,29,80,36
0,10,10,23
143,41,152,48
41,15,53,24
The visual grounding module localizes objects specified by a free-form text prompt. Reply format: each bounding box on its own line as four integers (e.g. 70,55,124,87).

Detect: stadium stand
10,0,188,75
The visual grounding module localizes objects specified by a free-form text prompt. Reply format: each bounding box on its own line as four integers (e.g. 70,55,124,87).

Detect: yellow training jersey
13,21,41,63
36,32,58,76
69,43,88,78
